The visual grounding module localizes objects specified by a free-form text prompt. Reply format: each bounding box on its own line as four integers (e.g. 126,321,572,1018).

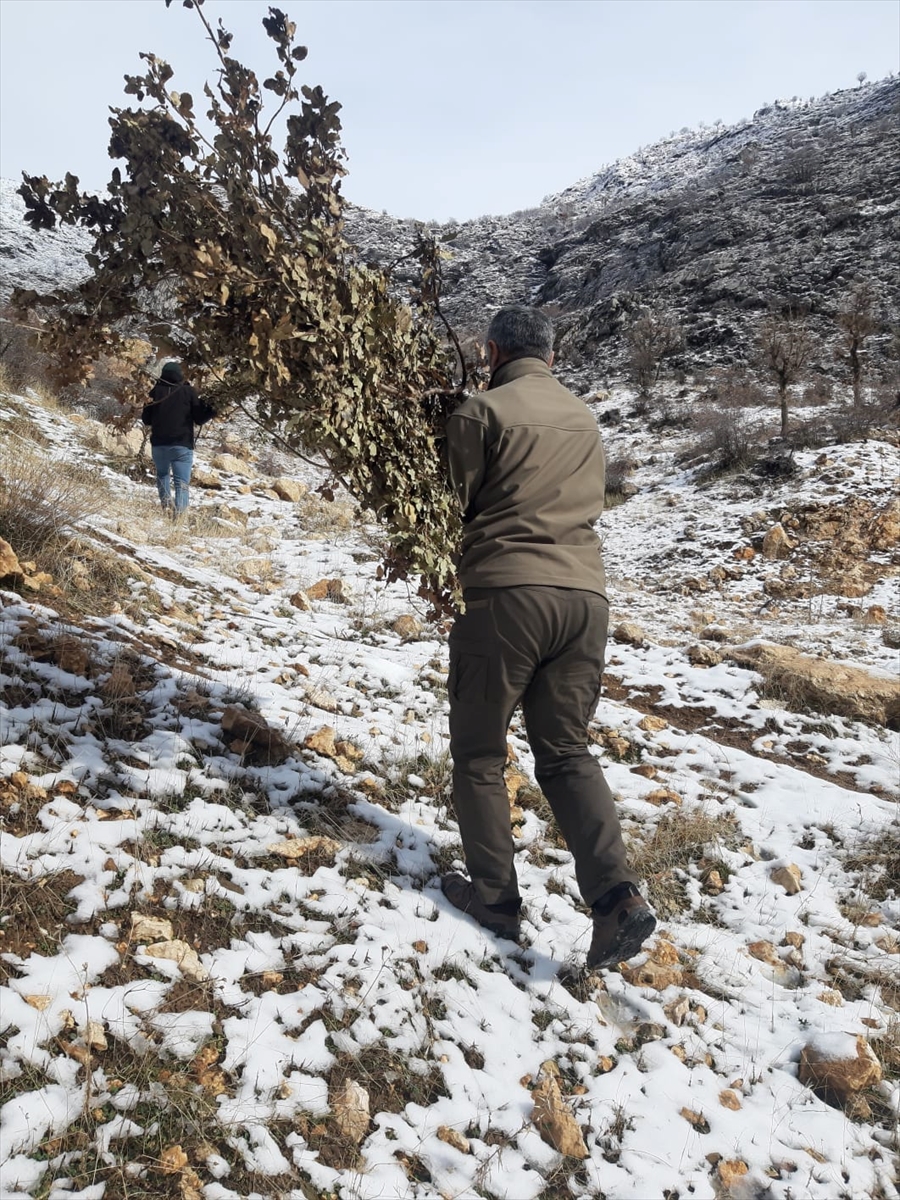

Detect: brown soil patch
0,869,86,977
602,672,866,792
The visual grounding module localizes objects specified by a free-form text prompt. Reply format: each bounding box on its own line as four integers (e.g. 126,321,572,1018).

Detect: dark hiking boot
587,884,656,969
441,873,521,940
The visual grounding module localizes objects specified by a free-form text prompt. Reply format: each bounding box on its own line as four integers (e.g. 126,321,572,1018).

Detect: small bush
693,402,758,471
604,453,637,499
0,446,111,558
700,368,768,408
626,807,739,918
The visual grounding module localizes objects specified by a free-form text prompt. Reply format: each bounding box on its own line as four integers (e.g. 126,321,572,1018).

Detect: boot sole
587,907,657,970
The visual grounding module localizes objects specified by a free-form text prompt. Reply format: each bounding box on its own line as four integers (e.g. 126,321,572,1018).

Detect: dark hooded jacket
141,363,215,448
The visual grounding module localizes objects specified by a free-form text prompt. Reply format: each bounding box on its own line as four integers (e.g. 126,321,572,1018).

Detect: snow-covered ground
1,388,898,1199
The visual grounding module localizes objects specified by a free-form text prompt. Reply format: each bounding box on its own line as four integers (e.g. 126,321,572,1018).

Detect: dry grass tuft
0,445,111,560
626,807,740,917
843,824,900,903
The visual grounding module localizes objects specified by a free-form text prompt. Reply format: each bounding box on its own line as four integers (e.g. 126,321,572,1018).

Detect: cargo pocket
448,638,492,703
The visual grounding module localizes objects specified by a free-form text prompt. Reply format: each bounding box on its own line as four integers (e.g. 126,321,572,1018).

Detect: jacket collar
488,356,554,390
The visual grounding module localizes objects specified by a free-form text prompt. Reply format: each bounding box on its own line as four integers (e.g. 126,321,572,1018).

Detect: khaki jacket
446,357,607,597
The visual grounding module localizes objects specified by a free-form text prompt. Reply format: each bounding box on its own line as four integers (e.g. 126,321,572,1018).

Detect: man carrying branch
442,307,656,969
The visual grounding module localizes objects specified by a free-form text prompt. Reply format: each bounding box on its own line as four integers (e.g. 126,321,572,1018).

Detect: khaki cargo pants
448,585,636,908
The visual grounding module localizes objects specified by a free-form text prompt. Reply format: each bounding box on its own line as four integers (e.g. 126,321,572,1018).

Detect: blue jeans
151,445,193,514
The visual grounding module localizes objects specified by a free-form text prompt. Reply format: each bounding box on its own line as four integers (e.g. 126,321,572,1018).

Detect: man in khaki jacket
442,306,655,969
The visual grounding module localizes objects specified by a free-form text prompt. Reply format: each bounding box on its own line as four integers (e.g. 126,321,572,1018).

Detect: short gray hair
487,306,554,363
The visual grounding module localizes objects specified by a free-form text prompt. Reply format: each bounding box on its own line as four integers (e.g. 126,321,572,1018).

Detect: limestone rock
210,453,254,477
21,571,54,593
306,577,352,603
798,1033,881,1104
267,835,341,864
159,1145,189,1175
650,940,680,965
622,960,683,990
131,913,174,943
221,704,290,765
84,1020,108,1051
437,1125,470,1154
504,767,530,802
664,996,691,1026
392,614,423,639
143,939,208,982
332,1078,370,1144
762,523,794,559
634,1022,666,1045
680,1107,709,1132
688,643,722,667
817,989,844,1007
726,641,900,727
305,687,340,716
638,715,667,734
272,478,307,502
770,863,803,895
700,624,730,642
0,538,21,579
531,1070,588,1159
747,940,781,967
718,1160,749,1190
304,725,337,758
644,787,682,806
869,496,900,551
612,622,646,647
191,467,222,489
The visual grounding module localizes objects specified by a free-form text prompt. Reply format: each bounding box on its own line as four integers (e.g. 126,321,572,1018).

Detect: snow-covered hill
1,383,898,1199
4,76,898,387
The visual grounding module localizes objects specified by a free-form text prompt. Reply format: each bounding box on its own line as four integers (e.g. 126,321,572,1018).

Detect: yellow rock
817,989,843,1007
267,835,340,865
638,715,667,733
679,1107,708,1131
158,1145,189,1174
719,1089,742,1111
770,863,803,895
143,939,208,983
531,1070,588,1159
798,1033,881,1102
131,913,174,943
622,960,683,990
437,1125,470,1154
718,1159,750,1190
644,787,682,806
649,939,680,965
332,1078,370,1145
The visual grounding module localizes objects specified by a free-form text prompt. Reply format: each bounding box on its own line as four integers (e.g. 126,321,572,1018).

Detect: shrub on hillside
12,3,465,614
693,403,758,471
0,447,111,559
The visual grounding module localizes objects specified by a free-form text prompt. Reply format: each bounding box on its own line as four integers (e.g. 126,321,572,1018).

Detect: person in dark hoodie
141,362,216,516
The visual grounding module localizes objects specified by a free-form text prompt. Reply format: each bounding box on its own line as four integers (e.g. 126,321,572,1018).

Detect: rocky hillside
1,382,899,1199
347,77,900,385
3,77,898,389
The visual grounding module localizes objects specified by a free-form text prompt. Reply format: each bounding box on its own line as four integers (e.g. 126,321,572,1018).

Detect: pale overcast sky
1,0,897,220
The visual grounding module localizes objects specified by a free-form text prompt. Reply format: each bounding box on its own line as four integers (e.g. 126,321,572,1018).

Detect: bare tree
759,310,813,437
626,307,683,398
837,283,878,406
